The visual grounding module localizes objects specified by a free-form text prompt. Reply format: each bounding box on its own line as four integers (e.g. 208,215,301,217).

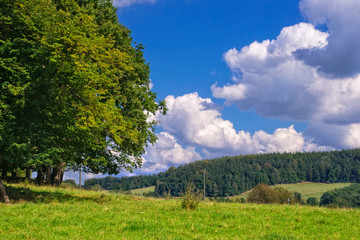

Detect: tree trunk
26,168,31,181
0,179,10,203
1,164,7,178
46,166,52,185
36,167,45,184
53,163,66,187
11,169,17,180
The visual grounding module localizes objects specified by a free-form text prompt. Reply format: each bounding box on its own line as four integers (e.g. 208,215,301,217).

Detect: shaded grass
231,182,352,201
0,183,359,239
2,183,111,204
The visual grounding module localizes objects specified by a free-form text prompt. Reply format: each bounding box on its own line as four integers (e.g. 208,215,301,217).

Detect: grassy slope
231,182,352,201
0,183,359,239
130,186,155,195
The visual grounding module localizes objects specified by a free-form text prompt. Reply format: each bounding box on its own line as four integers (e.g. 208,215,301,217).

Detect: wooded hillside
84,149,360,197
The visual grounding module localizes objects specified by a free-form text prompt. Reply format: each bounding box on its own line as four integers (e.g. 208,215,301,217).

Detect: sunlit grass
231,182,352,201
130,185,155,195
0,183,359,239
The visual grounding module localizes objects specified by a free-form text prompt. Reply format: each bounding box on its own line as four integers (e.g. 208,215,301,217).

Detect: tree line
320,183,360,208
83,175,158,191
83,149,360,197
155,149,360,197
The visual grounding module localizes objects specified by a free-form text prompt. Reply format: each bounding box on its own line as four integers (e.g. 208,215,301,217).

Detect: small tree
247,184,294,204
247,184,273,203
181,183,202,210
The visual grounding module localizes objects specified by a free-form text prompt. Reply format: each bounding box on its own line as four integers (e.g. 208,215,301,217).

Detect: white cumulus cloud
141,132,201,173
297,0,360,78
211,0,360,150
151,93,328,161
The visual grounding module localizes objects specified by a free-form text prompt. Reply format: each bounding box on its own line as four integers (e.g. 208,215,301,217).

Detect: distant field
231,182,352,201
1,183,360,239
130,185,155,195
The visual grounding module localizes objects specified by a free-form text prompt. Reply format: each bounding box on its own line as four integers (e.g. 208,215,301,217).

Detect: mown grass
0,183,359,239
231,182,352,201
130,186,155,195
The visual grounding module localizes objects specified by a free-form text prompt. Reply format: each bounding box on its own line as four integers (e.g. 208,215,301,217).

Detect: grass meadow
231,182,352,201
130,186,155,195
0,183,359,239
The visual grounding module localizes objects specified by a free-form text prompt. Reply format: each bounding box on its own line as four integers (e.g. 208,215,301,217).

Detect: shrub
320,183,360,208
247,184,294,204
61,179,77,189
306,197,318,206
90,184,103,191
181,183,202,210
247,184,273,203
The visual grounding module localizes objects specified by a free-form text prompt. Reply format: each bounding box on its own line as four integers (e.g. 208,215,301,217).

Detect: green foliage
0,0,165,185
247,184,295,204
61,179,77,188
320,183,360,208
293,192,303,204
84,175,158,191
154,149,360,198
89,184,103,191
306,197,318,206
181,183,202,210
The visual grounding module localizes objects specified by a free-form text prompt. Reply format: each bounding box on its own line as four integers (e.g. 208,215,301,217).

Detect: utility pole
203,169,206,201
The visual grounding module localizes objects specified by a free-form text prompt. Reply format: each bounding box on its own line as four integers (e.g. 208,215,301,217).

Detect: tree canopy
0,0,165,187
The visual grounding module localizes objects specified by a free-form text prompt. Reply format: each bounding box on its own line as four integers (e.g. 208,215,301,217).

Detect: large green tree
0,0,165,201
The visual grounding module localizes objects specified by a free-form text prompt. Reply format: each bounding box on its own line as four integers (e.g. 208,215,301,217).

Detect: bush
306,197,318,206
61,179,77,189
247,184,273,204
247,184,294,204
181,183,202,210
320,183,360,208
90,184,103,191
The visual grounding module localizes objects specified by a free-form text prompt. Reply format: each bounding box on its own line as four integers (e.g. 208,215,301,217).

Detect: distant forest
84,149,360,197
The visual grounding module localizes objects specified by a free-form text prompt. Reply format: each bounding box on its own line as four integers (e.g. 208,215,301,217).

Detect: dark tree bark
26,168,31,181
36,167,45,184
0,179,10,203
1,167,7,178
11,170,17,178
52,163,66,186
46,166,52,185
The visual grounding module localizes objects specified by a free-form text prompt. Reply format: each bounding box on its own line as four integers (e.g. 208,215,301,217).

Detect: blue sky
117,0,305,133
66,0,360,182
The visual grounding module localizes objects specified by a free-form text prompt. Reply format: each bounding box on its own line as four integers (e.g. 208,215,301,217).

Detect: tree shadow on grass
2,185,111,204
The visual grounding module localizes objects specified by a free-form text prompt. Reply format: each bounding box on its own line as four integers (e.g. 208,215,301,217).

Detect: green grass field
231,182,352,201
0,183,359,239
130,185,155,195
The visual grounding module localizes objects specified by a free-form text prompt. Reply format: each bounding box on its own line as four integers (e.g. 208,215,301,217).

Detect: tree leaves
0,0,165,181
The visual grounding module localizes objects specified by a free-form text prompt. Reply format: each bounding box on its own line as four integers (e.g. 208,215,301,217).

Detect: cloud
141,132,201,173
66,92,332,179
305,122,360,150
296,0,360,78
152,93,328,161
212,23,331,120
211,3,360,126
113,0,157,8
